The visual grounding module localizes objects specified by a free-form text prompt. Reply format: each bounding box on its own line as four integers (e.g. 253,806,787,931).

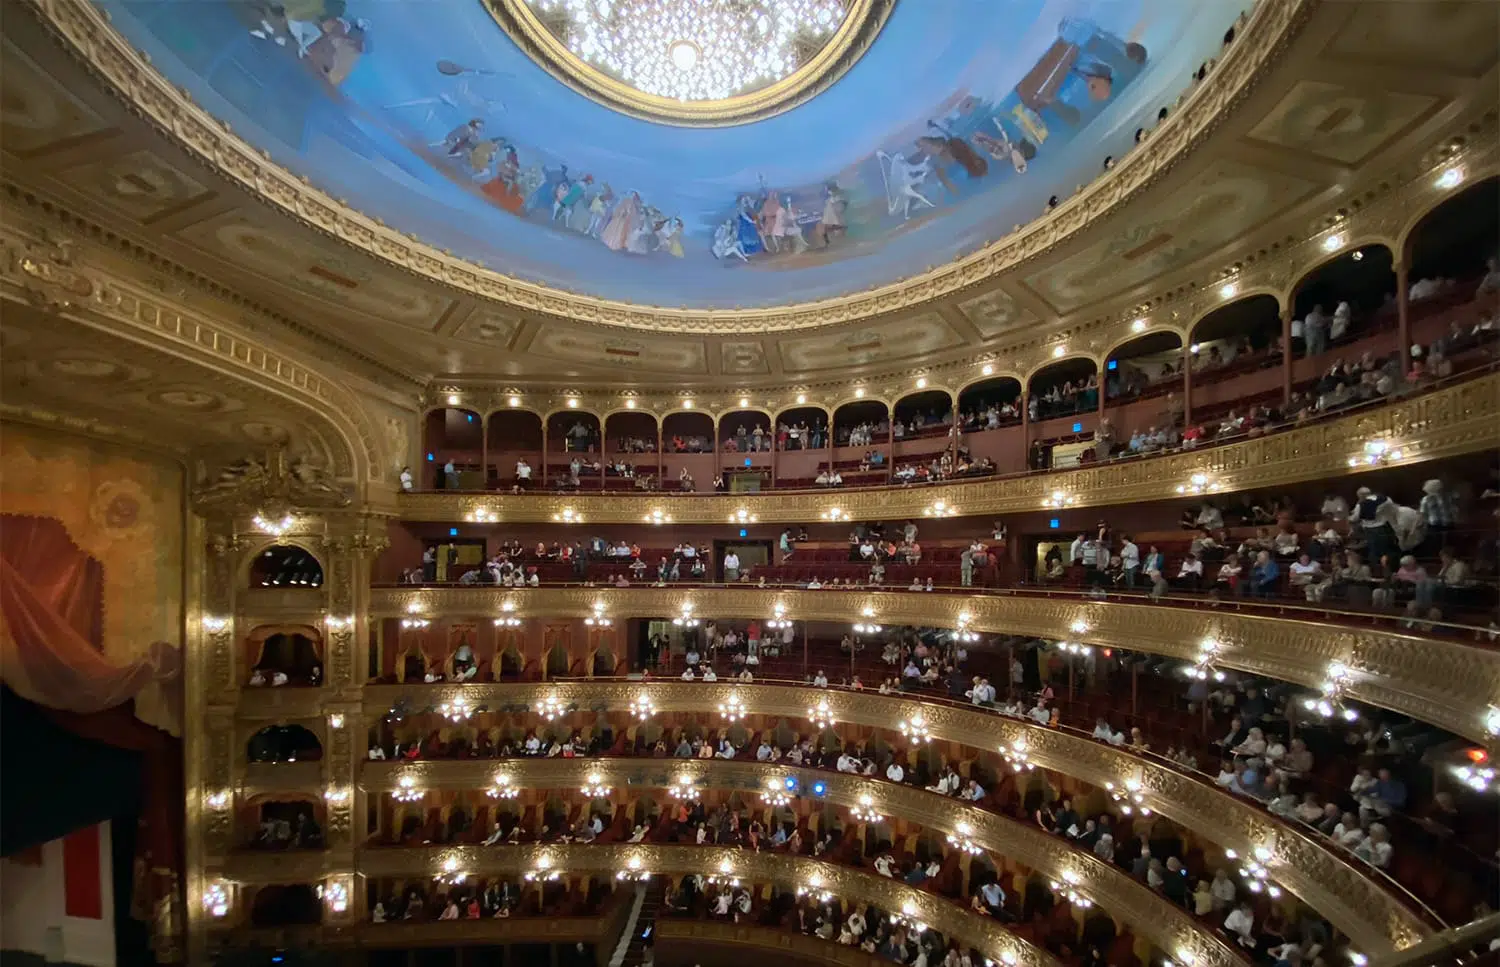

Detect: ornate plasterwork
362,757,1239,967
21,0,1309,334
225,844,1052,966
399,372,1500,523
484,0,895,127
351,681,1430,952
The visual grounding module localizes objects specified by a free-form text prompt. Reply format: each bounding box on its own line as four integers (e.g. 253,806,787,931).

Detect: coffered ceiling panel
50,149,215,224
777,312,963,373
1324,0,1500,78
529,327,709,376
1246,81,1442,167
0,42,113,157
955,286,1041,340
720,341,773,377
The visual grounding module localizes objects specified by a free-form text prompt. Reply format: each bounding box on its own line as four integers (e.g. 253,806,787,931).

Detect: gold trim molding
361,757,1241,967
349,681,1431,952
21,0,1309,332
483,0,895,127
366,587,1500,748
397,372,1500,523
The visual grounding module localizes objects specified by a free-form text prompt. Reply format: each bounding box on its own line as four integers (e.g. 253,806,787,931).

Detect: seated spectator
1357,768,1407,820
1353,823,1393,868
1224,902,1256,948
1249,550,1280,597
1173,553,1204,590
1272,525,1301,557
1288,553,1325,599
1373,556,1427,609
1212,554,1243,596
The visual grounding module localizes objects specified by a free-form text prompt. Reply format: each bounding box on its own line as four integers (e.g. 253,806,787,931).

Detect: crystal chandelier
946,821,982,855
488,774,520,799
808,697,836,730
530,0,849,103
849,793,883,824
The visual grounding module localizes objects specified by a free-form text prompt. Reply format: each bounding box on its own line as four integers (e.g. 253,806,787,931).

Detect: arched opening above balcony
1404,175,1500,351
245,724,322,763
891,389,954,444
244,624,324,688
242,794,325,850
1289,244,1396,361
1105,330,1184,404
249,884,321,927
422,406,482,490
1187,294,1283,408
662,411,715,493
486,408,543,490
773,405,831,489
1027,357,1099,423
547,411,602,491
602,410,659,491
247,543,323,590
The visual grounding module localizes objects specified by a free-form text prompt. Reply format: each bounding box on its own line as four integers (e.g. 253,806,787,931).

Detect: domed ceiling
99,0,1233,310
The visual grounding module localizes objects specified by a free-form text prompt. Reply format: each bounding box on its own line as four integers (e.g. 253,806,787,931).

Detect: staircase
613,877,668,967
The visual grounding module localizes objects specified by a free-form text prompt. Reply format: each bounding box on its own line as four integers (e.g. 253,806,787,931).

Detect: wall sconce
1436,166,1465,190
1048,869,1093,908
728,507,758,524
203,881,230,918
761,779,791,807
325,615,354,631
1175,472,1220,495
581,773,612,798
1349,439,1404,468
616,856,651,882
766,602,792,630
203,616,229,634
488,774,520,799
204,790,230,809
922,500,957,517
808,697,836,730
323,787,350,805
671,603,700,628
718,693,747,722
1001,738,1033,772
438,697,474,722
329,713,345,729
1218,281,1239,300
466,507,498,523
850,794,884,823
1105,778,1150,815
1228,846,1282,898
437,855,468,887
669,775,698,800
643,508,672,525
1322,232,1346,253
322,877,350,914
946,822,982,855
820,507,848,522
899,712,932,744
391,774,423,802
1042,491,1076,509
1181,637,1225,682
1302,661,1359,721
628,693,657,722
400,616,430,630
252,511,295,537
552,507,583,523
536,693,568,721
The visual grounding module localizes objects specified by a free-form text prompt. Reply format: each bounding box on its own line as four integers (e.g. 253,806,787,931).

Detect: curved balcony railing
350,679,1433,954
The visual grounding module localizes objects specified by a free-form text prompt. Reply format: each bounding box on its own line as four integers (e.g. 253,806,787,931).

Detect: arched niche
956,376,1022,429
247,543,324,589
244,624,324,687
772,406,829,451
485,409,543,490
603,411,659,455
831,399,889,447
1405,175,1499,321
1104,331,1184,403
718,409,773,452
245,723,323,763
1026,357,1099,421
891,389,954,442
590,643,617,677
422,407,482,490
547,411,601,456
1289,244,1396,358
544,644,571,680
244,795,325,849
661,412,715,492
1187,293,1282,386
249,884,322,927
497,644,524,681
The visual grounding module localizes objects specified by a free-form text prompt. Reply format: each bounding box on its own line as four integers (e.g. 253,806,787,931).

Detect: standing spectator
1418,479,1459,552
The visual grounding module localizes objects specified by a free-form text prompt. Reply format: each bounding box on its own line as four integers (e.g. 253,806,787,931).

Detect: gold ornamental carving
483,0,895,127
20,0,1310,334
397,372,1500,523
367,586,1500,748
356,680,1431,952
361,757,1239,967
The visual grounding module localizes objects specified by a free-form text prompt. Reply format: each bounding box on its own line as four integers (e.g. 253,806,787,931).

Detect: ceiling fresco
100,0,1234,310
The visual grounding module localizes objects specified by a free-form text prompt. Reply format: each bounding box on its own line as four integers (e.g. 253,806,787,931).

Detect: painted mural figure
553,174,591,223
878,152,936,220
713,219,749,262
304,15,371,86
916,119,988,196
734,195,765,257
599,191,643,252
772,195,809,253
586,186,615,238
813,182,848,247
441,119,484,157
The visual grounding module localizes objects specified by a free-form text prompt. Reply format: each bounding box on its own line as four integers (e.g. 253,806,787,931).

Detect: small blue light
1049,518,1060,529
1107,359,1117,371
466,413,475,422
739,529,747,538
426,453,434,462
743,457,752,467
449,528,459,537
812,781,827,796
1072,422,1083,432
784,777,797,790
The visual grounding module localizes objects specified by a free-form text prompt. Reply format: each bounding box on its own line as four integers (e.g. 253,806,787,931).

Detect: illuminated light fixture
323,787,350,805
524,857,562,883
438,696,474,722
252,511,295,537
466,506,499,523
853,608,882,635
405,602,423,614
796,393,807,404
1181,637,1226,682
446,394,461,406
1042,490,1076,510
1485,706,1500,738
1069,619,1089,636
487,774,520,799
329,713,345,729
766,601,792,630
616,856,651,883
1105,777,1151,816
204,790,230,809
322,877,350,914
391,774,424,803
977,364,994,378
1001,738,1033,772
585,602,612,627
1322,232,1346,253
553,507,583,523
820,506,848,522
947,821,982,856
669,774,698,800
761,779,791,807
681,398,694,409
204,881,230,918
671,602,700,628
916,377,928,389
1453,762,1496,793
508,396,522,407
1348,438,1404,468
1058,640,1092,656
1175,472,1220,495
923,499,957,518
1131,318,1147,332
628,693,657,722
728,506,758,524
899,712,932,744
438,855,468,887
1052,345,1067,358
808,697,836,730
1189,342,1202,355
1048,869,1093,908
581,773,612,798
1235,846,1283,899
796,883,834,903
704,857,741,888
1352,250,1364,261
624,398,637,409
855,386,867,398
643,508,672,524
203,616,229,633
1163,949,1198,967
954,611,978,644
1348,955,1368,967
325,615,354,632
1301,661,1359,721
495,612,523,628
400,616,430,630
850,793,884,824
1219,281,1239,300
1436,166,1465,190
718,692,747,722
566,397,579,408
739,397,750,407
536,692,569,721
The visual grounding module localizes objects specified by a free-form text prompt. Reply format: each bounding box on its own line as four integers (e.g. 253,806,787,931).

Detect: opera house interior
3,1,1500,967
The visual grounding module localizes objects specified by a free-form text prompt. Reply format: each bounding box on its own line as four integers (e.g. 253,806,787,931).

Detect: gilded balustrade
365,586,1500,747
361,757,1241,967
225,844,1052,967
395,373,1500,524
354,680,1430,954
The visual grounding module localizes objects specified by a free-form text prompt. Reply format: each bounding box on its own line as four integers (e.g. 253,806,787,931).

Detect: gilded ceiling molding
0,213,386,486
219,844,1055,966
361,757,1241,967
367,586,1500,747
483,0,895,127
349,681,1431,953
398,372,1500,523
20,0,1311,333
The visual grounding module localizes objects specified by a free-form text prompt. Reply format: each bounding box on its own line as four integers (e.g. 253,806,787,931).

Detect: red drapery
0,514,183,960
